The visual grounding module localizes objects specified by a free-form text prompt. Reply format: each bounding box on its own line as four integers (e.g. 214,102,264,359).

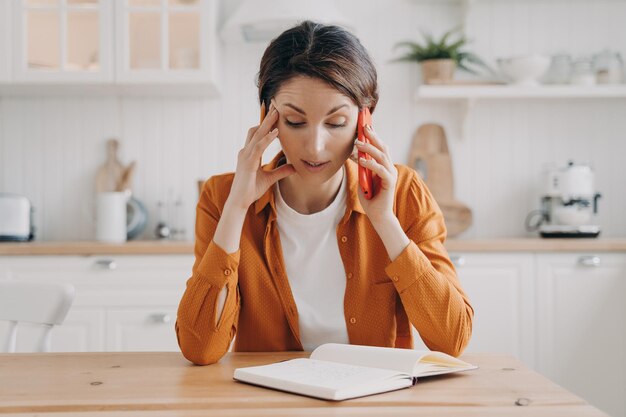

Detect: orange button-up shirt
176,152,473,365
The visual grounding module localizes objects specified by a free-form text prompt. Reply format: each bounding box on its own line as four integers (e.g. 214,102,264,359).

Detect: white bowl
497,55,551,86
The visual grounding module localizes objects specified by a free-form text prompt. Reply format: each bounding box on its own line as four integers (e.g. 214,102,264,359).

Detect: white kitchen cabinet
0,308,104,352
106,307,179,351
410,250,625,417
536,252,626,417
52,308,105,352
450,253,535,366
11,0,113,83
0,254,192,352
115,0,218,89
0,1,11,82
1,0,219,94
410,253,535,367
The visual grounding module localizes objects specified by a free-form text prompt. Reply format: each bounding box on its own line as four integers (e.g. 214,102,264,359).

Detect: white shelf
0,83,219,97
416,84,626,100
415,84,626,140
410,0,624,3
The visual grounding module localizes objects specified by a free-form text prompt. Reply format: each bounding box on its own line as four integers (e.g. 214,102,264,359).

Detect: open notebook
233,343,478,401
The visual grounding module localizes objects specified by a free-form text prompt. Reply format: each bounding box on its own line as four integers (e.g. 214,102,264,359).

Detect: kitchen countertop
1,238,626,255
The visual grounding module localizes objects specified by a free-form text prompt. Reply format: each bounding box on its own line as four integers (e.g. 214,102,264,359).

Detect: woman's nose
304,129,326,155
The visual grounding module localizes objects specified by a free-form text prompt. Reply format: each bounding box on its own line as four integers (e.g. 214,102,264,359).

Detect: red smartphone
357,108,375,199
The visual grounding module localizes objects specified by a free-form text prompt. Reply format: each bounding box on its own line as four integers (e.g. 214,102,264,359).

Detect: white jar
593,50,624,84
571,58,596,85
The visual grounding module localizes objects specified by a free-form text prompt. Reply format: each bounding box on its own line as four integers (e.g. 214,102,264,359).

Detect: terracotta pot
421,59,456,84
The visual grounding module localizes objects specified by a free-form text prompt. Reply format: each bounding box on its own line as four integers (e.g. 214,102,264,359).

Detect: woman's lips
302,159,330,172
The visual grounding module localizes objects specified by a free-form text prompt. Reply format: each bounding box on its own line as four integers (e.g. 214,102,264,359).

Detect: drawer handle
93,259,117,270
578,256,601,267
150,314,172,324
450,255,466,268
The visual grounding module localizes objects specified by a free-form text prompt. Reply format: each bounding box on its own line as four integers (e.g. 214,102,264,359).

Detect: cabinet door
12,0,113,82
0,308,103,352
0,256,106,352
0,254,192,352
439,253,535,366
51,308,105,352
536,253,626,417
115,0,218,86
0,1,11,81
106,307,179,351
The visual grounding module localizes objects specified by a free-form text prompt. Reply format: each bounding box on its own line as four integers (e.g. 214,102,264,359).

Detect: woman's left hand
355,125,398,226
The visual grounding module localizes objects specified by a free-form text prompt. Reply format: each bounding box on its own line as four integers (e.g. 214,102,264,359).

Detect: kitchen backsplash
1,0,625,240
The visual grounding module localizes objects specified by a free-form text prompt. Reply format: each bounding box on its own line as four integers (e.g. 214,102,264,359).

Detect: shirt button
223,269,232,276
347,272,353,279
392,276,399,282
341,236,348,243
349,317,357,324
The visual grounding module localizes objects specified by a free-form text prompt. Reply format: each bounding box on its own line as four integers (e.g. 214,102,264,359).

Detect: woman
176,21,473,365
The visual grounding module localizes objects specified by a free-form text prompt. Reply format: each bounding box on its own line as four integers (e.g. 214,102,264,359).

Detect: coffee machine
526,161,601,238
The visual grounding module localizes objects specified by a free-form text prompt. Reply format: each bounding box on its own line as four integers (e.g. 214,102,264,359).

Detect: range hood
220,0,354,43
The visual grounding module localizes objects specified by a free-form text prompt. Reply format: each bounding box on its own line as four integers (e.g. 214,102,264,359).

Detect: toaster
0,193,35,241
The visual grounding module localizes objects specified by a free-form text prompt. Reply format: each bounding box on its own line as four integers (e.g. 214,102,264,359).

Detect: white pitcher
96,191,129,243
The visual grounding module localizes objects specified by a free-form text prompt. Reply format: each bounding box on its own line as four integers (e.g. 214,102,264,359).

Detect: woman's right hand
226,103,296,211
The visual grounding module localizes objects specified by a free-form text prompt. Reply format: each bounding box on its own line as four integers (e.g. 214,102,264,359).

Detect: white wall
0,0,625,241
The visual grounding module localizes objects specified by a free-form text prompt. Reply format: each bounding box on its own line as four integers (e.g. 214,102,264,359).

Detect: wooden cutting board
95,139,125,193
95,139,135,193
409,124,473,237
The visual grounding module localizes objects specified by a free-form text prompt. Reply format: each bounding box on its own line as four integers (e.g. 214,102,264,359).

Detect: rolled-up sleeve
385,170,474,357
176,178,241,365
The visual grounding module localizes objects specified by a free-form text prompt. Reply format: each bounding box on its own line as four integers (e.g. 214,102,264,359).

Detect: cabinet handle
578,255,601,267
150,313,172,324
450,255,466,268
93,259,117,270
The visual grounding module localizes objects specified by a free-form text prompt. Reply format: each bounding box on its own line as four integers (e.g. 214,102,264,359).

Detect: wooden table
0,352,607,416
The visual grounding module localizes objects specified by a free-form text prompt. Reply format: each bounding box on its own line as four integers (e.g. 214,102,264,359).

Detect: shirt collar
254,151,365,216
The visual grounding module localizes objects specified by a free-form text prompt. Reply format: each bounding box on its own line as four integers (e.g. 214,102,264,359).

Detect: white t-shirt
274,169,350,351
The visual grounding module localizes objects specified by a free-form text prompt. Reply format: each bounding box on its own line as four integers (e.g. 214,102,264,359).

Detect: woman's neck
278,167,344,215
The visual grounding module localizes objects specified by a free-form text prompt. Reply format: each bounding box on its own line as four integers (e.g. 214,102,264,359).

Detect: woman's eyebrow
284,103,348,116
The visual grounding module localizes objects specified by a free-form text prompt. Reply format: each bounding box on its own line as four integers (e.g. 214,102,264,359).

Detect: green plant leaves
391,27,491,74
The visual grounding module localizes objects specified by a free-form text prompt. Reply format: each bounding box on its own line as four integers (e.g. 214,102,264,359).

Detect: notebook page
310,343,427,374
234,358,409,391
413,352,478,376
311,344,477,377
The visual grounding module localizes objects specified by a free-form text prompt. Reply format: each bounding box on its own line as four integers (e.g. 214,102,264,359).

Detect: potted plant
393,28,490,84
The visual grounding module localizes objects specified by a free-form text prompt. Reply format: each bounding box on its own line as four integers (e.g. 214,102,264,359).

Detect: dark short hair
257,21,379,113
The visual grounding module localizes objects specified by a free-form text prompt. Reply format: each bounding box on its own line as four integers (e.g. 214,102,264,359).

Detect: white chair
0,281,75,353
